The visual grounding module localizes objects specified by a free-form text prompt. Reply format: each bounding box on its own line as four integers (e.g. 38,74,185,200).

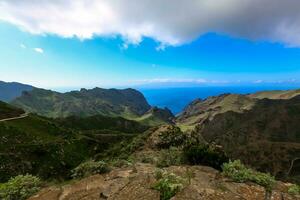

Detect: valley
0,83,299,199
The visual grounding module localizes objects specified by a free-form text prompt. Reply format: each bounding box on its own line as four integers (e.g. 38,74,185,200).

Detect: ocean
140,86,300,115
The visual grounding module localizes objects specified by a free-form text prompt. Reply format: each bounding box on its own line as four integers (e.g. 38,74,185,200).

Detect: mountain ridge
12,87,152,119
0,81,34,102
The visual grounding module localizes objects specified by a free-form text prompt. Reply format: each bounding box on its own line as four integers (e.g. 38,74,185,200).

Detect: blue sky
0,0,300,89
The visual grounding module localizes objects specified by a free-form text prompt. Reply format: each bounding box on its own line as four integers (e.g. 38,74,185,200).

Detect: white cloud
20,43,26,48
33,48,44,54
1,0,300,47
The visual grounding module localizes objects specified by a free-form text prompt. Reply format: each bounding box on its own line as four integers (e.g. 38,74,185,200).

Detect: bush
156,148,183,168
71,160,109,179
0,174,42,200
222,160,275,191
156,126,186,149
288,184,300,195
183,144,229,170
153,170,185,200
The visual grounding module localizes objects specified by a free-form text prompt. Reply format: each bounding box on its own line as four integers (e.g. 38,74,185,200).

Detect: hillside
12,87,151,118
28,125,299,200
249,89,300,99
176,94,256,131
54,114,148,133
0,81,34,102
197,96,300,183
136,107,175,126
0,100,25,120
176,89,300,131
0,113,146,182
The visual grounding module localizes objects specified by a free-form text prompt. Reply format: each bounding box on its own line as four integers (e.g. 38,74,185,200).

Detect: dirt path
0,113,28,122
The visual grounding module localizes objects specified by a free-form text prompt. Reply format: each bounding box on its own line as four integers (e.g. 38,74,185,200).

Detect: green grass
222,160,275,191
288,184,300,195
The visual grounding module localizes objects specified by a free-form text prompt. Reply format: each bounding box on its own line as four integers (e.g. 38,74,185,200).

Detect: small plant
183,144,228,170
71,160,109,179
156,147,183,168
222,160,275,191
0,174,42,200
153,170,185,200
110,159,132,168
288,184,300,195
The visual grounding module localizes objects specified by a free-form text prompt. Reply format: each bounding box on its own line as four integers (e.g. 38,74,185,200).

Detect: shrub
183,144,229,170
71,160,109,179
156,147,183,168
0,174,42,200
153,170,185,200
288,184,300,195
222,160,275,191
156,126,186,149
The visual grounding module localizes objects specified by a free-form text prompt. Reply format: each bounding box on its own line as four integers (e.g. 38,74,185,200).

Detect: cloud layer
1,0,300,46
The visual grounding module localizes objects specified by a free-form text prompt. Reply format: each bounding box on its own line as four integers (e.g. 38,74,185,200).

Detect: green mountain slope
176,94,256,131
11,87,151,118
0,112,147,182
197,95,300,183
0,100,25,120
136,107,175,126
249,89,300,99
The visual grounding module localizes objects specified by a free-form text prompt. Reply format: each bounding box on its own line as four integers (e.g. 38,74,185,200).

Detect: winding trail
0,113,28,122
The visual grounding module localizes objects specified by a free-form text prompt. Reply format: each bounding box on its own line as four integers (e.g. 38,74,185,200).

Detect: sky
0,0,300,89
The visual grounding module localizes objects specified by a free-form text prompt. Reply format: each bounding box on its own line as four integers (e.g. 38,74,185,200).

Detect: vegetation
153,170,185,200
199,95,300,184
0,174,42,200
156,147,183,168
71,160,110,179
156,126,186,149
12,88,151,118
136,107,174,126
0,101,24,120
98,128,155,161
288,184,300,195
55,114,148,133
0,111,147,182
222,160,275,191
183,144,228,170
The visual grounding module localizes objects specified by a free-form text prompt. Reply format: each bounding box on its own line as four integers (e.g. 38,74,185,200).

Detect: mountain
249,89,300,99
12,87,152,118
176,89,300,131
0,100,25,120
136,106,175,126
0,81,34,102
197,96,300,183
176,94,256,131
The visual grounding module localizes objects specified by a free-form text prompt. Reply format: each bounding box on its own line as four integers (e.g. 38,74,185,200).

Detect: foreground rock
29,163,299,200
